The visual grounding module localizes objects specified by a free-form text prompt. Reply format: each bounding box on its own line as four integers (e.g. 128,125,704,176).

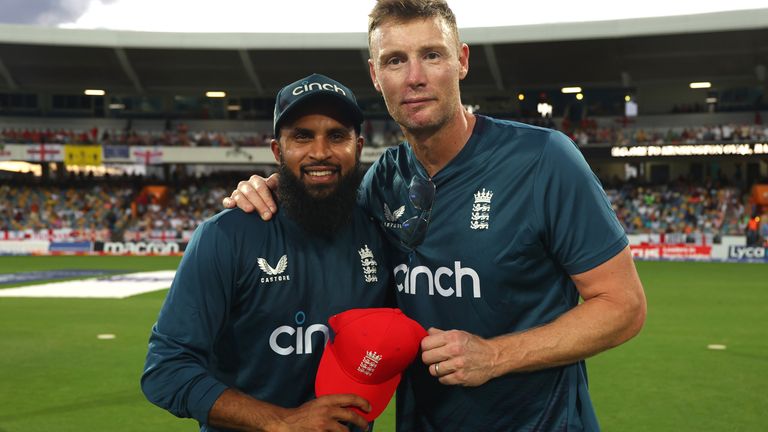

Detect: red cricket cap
315,308,427,421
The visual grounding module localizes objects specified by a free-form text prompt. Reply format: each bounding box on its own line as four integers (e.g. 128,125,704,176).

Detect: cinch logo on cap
273,73,363,137
291,81,347,96
315,308,427,422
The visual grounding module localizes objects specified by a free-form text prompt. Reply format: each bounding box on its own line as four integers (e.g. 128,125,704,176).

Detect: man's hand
270,394,372,432
222,173,280,220
420,327,499,387
209,389,370,432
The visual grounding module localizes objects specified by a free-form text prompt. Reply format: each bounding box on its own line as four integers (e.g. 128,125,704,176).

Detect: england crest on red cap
314,308,427,421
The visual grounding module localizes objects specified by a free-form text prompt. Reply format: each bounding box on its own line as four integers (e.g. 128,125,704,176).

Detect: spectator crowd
1,125,272,148
3,120,768,149
607,182,748,237
564,121,768,147
2,174,765,246
0,174,232,243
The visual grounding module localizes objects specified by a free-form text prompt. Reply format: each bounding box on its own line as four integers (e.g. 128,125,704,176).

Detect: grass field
0,257,766,431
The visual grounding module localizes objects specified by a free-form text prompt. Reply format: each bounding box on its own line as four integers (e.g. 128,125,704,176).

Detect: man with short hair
224,1,647,430
142,73,391,432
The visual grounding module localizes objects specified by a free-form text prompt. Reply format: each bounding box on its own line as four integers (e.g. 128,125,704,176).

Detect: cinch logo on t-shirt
269,311,329,356
393,262,482,298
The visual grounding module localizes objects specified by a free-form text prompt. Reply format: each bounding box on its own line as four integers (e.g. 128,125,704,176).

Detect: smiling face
368,16,469,136
271,100,363,199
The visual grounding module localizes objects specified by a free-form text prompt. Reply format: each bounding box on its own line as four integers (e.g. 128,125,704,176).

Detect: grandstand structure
1,8,767,257
0,9,766,111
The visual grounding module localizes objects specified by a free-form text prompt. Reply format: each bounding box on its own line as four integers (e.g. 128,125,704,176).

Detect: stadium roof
0,9,766,102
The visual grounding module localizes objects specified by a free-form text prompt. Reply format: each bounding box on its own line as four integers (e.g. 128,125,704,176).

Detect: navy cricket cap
273,73,364,137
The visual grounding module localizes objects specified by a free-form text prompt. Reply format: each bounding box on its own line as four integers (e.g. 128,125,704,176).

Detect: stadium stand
0,172,254,243
1,11,767,256
607,182,748,238
3,175,766,248
2,116,768,148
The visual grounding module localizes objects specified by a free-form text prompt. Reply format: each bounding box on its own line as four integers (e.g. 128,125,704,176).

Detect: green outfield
0,257,766,431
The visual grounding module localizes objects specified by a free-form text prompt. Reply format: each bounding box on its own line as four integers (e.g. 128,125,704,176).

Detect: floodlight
689,82,712,89
561,87,582,94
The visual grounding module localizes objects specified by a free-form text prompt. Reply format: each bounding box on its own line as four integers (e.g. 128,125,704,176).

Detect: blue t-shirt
359,115,627,431
141,207,392,431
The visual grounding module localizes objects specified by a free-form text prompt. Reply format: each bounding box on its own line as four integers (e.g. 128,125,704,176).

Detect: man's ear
458,43,470,80
356,135,365,159
270,139,281,163
368,58,382,93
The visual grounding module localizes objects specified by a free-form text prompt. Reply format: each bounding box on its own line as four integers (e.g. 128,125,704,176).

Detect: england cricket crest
357,351,382,376
470,189,493,230
358,245,378,283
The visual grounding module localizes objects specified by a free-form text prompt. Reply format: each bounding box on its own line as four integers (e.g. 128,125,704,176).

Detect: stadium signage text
630,244,712,260
103,241,180,255
728,246,766,260
611,142,768,158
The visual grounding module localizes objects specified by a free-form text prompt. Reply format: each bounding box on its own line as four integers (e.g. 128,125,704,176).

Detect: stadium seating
3,175,765,245
607,183,747,237
0,119,768,147
1,112,766,244
0,174,232,242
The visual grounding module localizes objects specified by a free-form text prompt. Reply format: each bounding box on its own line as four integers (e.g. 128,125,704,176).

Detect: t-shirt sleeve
140,219,235,424
531,130,628,275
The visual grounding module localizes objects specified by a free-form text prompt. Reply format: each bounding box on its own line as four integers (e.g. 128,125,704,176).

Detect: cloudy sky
0,0,767,32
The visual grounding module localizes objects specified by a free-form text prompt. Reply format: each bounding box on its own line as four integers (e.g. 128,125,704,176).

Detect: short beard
277,161,362,238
